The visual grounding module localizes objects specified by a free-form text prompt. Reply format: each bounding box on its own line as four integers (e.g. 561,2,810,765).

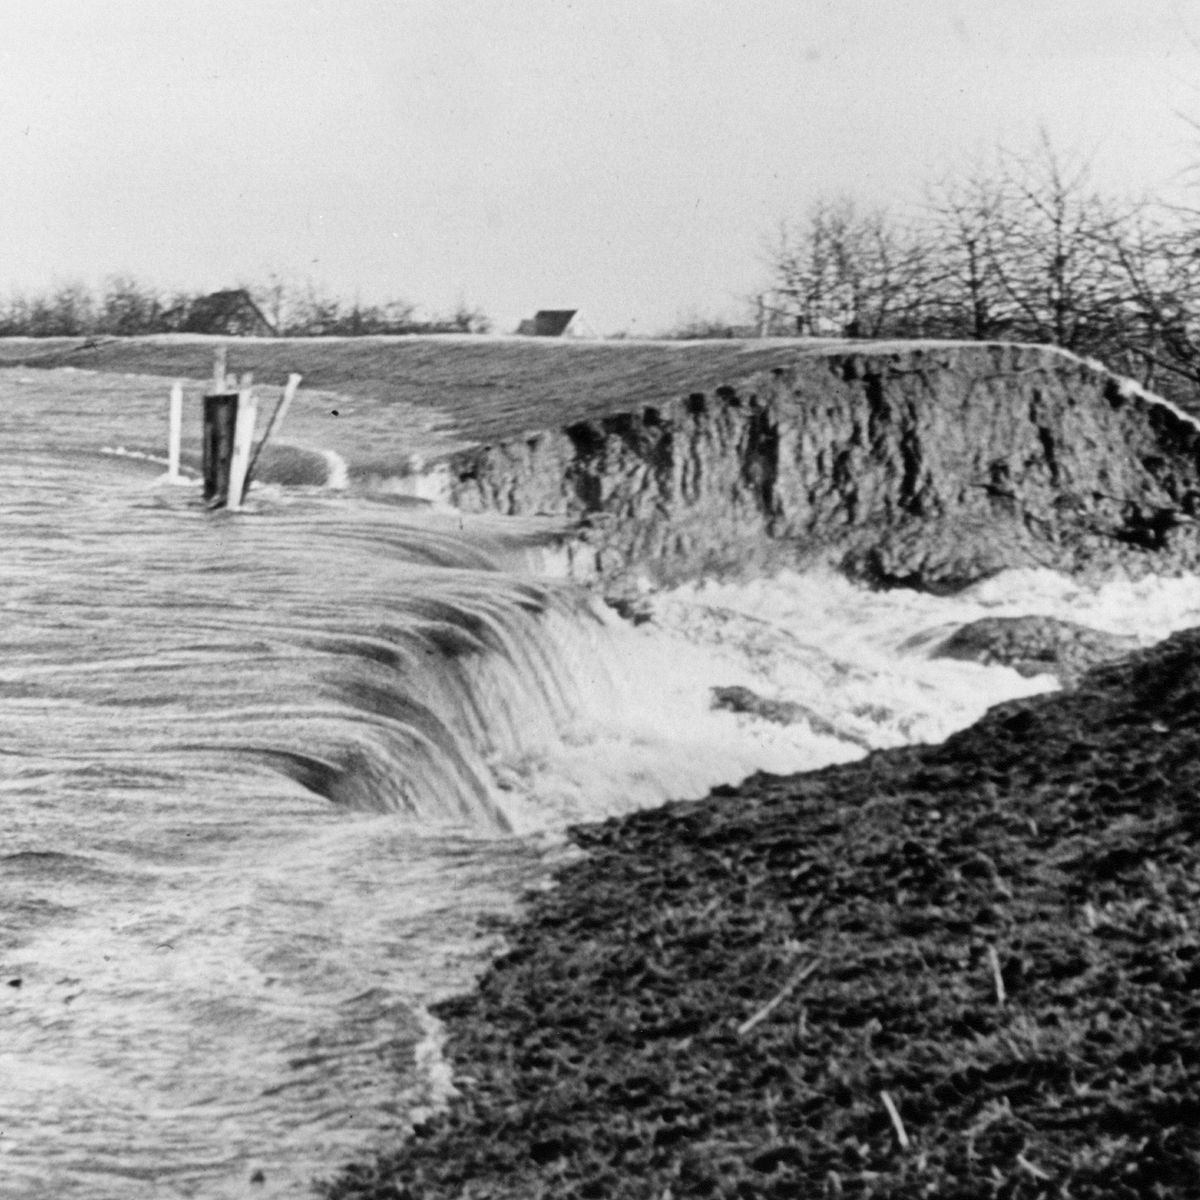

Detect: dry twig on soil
736,958,821,1036
987,944,1007,1005
880,1091,911,1151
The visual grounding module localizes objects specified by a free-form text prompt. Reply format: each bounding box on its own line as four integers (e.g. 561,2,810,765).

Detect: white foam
322,449,349,490
407,1008,459,1127
487,566,1200,834
100,444,200,484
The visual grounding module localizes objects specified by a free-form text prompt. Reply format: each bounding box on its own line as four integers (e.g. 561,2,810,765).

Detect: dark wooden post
203,392,240,505
202,349,260,509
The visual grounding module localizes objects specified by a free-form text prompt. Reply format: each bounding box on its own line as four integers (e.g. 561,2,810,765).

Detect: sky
1,0,1199,335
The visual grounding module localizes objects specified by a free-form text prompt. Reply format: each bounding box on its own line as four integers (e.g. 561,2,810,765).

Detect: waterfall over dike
19,334,1200,825
11,335,1200,1197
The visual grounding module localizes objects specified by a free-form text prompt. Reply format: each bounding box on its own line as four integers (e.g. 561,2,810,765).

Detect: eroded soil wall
446,343,1200,590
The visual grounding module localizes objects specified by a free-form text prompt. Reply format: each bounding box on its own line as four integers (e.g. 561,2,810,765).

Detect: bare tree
923,165,1012,339
983,134,1134,355
0,274,486,339
765,198,930,338
1108,206,1200,394
96,274,165,336
763,135,1152,372
44,281,97,336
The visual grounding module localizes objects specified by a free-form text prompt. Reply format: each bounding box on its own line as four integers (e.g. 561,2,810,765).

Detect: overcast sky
1,1,1198,334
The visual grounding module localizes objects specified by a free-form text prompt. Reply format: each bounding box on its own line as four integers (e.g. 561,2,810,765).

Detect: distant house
163,289,276,337
515,309,596,338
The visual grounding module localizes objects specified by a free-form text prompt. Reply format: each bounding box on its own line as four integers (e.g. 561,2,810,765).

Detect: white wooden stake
244,372,301,490
226,391,259,510
167,381,183,480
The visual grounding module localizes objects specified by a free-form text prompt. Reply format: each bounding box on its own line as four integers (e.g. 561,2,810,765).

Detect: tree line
756,135,1200,408
0,275,492,337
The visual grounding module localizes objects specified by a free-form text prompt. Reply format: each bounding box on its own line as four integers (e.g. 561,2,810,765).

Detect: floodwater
4,367,1200,1199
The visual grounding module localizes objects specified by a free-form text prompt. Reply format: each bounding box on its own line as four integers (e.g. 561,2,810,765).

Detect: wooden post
226,388,259,510
244,372,301,493
202,392,240,506
212,346,227,392
167,381,183,480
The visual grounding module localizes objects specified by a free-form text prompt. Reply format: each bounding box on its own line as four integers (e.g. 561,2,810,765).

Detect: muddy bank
445,343,1200,592
932,615,1138,688
321,629,1200,1199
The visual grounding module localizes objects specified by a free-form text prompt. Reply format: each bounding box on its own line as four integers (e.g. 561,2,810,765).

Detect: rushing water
6,367,1200,1199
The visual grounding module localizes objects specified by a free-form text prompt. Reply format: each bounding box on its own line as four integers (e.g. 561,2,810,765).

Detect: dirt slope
441,341,1200,589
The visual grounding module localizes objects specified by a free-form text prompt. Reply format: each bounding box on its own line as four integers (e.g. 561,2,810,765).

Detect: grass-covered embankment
0,334,851,441
323,630,1200,1199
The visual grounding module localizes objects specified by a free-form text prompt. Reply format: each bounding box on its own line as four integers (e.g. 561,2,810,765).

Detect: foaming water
643,567,1200,754
0,457,599,1196
6,367,1200,1198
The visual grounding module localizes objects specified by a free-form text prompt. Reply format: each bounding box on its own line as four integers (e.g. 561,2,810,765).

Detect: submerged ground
322,629,1200,1199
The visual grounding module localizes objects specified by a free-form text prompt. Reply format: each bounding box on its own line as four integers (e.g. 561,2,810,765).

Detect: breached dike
14,336,1200,595
437,342,1200,593
10,338,1200,1197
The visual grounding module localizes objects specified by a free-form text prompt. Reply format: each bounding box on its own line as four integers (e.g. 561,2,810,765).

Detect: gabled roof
530,310,578,336
166,289,276,337
516,309,598,337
